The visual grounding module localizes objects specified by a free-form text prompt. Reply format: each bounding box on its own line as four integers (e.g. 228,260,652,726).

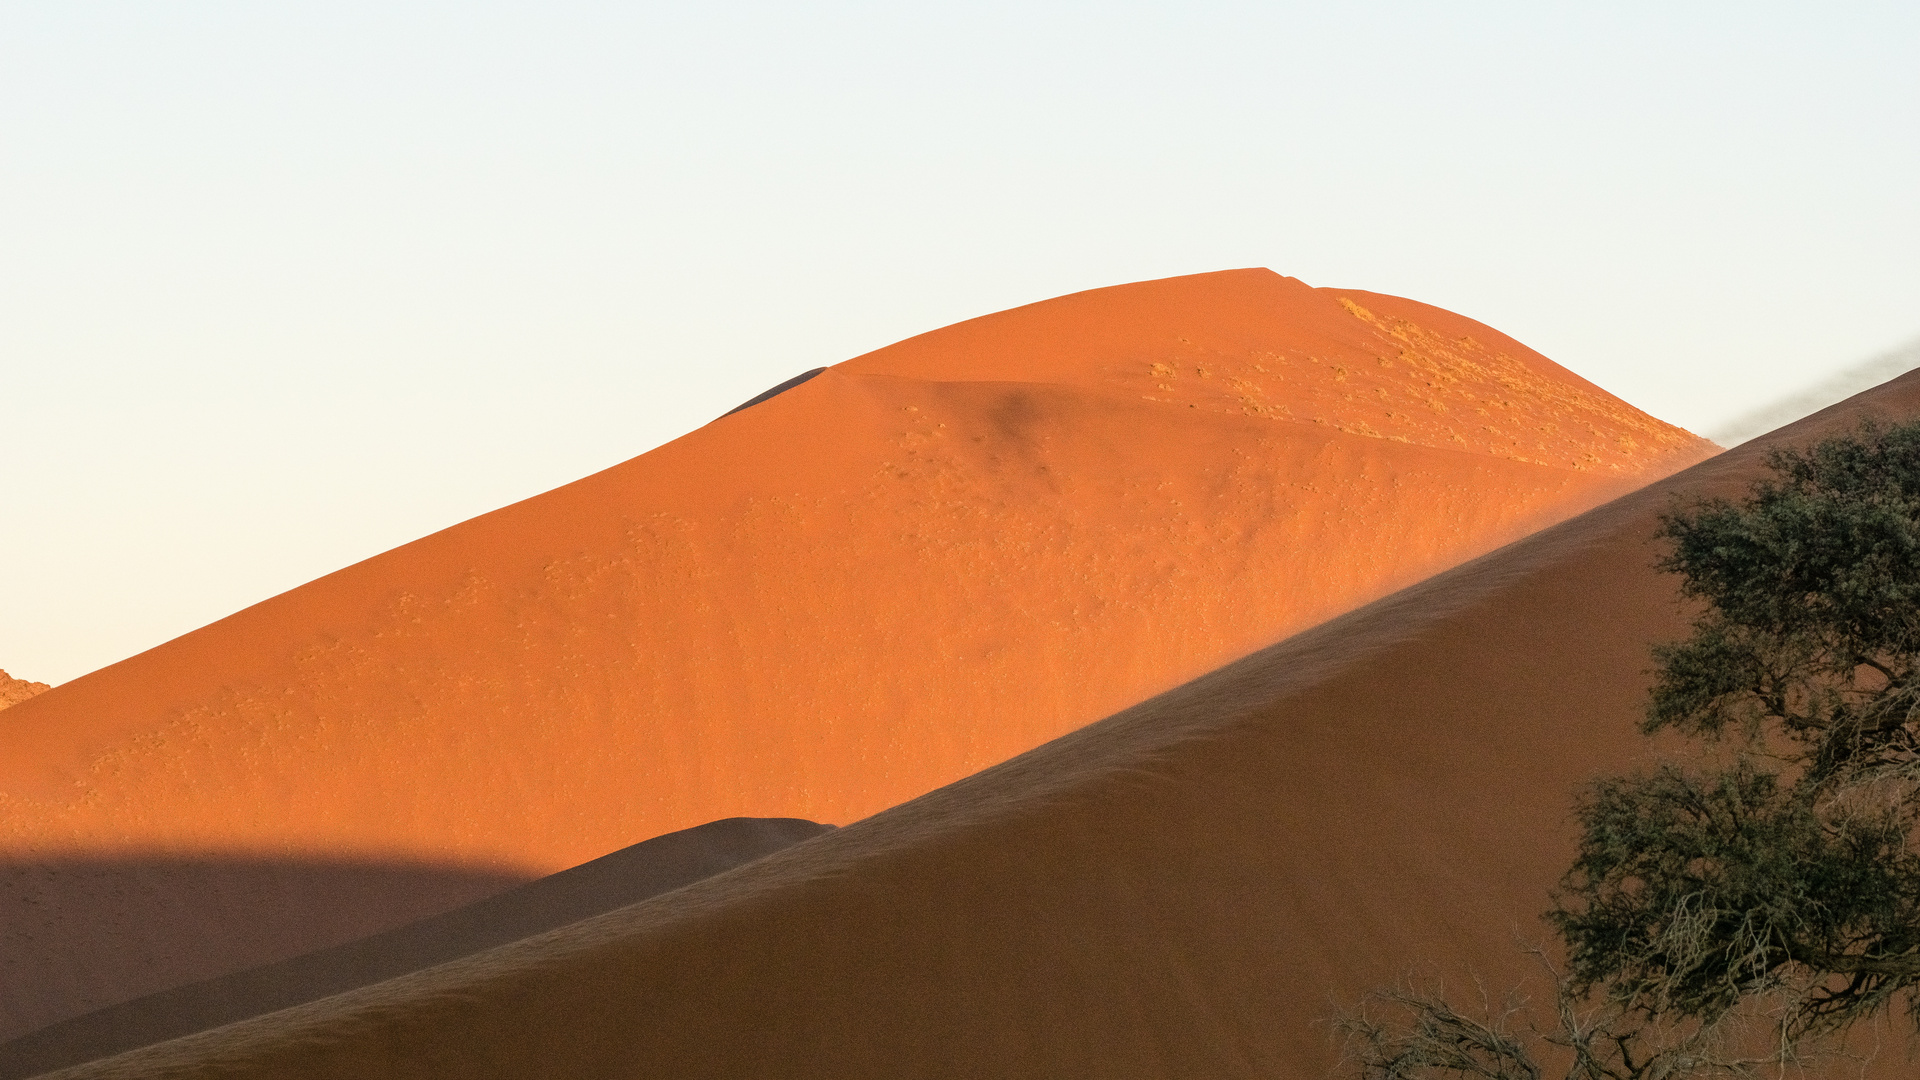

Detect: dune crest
0,269,1711,1039
0,671,47,711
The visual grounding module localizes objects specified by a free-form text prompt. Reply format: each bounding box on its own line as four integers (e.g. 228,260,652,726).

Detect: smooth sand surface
0,269,1709,1040
0,672,47,712
52,372,1920,1080
0,818,829,1079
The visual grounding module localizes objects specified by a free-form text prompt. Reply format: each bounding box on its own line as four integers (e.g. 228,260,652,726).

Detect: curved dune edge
0,818,830,1080
47,375,1920,1080
0,269,1711,1041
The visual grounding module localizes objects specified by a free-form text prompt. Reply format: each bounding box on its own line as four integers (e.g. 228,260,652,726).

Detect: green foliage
1553,762,1920,1031
1343,417,1920,1078
1555,418,1920,1040
1645,418,1920,773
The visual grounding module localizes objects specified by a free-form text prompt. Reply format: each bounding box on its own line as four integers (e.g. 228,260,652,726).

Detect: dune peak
840,269,1705,473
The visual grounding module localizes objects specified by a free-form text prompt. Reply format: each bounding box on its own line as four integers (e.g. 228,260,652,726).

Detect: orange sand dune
0,671,47,712
64,373,1920,1080
0,269,1709,1040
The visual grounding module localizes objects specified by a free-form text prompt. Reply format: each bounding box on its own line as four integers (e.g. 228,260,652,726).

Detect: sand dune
0,269,1709,1040
0,818,828,1079
53,372,1920,1080
0,671,47,711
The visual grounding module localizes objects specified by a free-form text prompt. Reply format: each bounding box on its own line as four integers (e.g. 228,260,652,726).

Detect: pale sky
3,2,1917,685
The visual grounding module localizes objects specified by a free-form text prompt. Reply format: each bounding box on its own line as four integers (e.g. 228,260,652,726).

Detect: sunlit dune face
0,269,1714,1039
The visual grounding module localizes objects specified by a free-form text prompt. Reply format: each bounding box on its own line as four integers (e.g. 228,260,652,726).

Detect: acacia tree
1344,418,1920,1079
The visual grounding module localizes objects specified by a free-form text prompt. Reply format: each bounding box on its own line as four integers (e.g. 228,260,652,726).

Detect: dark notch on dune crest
722,367,828,418
0,817,832,1080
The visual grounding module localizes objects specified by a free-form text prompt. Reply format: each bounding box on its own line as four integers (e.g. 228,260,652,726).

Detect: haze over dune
66,374,1920,1080
0,269,1711,1040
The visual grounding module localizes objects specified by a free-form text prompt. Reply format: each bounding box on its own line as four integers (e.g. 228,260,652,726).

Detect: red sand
0,671,47,712
0,269,1710,1040
60,372,1920,1080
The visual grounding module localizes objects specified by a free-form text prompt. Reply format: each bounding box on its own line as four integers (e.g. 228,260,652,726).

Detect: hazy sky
4,2,1917,684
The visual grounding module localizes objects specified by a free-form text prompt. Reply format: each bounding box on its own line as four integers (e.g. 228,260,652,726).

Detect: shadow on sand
0,817,831,1078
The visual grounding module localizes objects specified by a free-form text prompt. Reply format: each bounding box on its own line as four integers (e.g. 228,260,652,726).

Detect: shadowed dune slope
0,818,830,1080
0,269,1710,1039
57,373,1920,1080
0,859,526,1064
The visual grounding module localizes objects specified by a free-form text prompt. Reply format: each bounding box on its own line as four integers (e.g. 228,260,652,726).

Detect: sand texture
0,818,829,1079
0,269,1710,1041
0,672,47,712
49,371,1920,1080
